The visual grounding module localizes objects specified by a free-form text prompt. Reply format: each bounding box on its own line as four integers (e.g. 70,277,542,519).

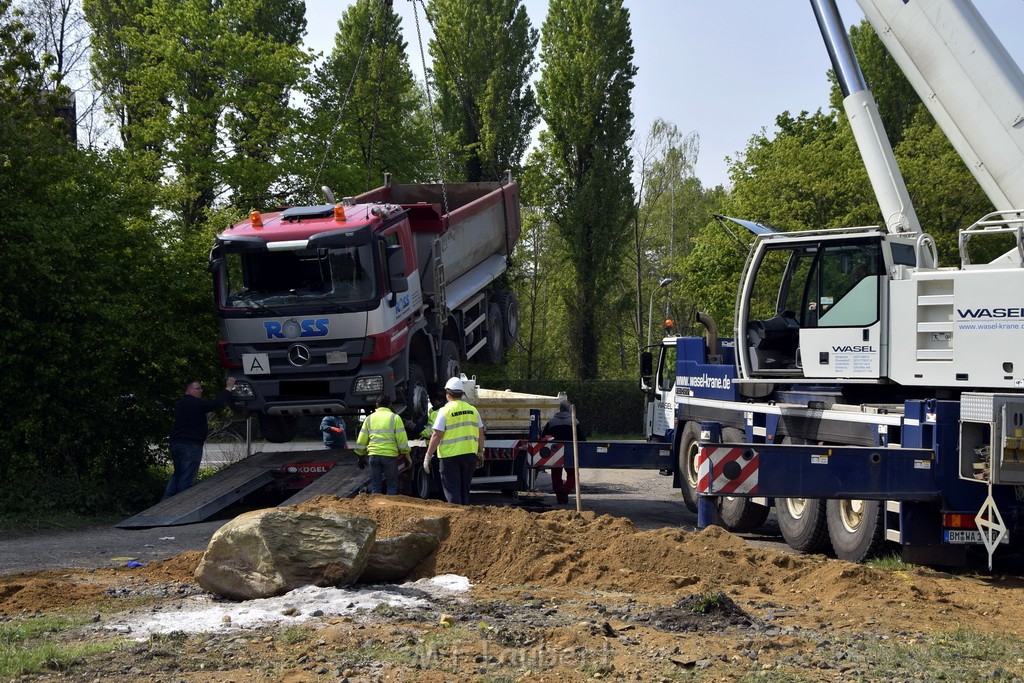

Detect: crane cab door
738,233,887,381
642,341,678,440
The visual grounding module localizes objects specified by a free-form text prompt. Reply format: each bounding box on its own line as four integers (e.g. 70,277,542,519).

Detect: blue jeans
164,442,203,499
369,455,399,495
439,453,476,504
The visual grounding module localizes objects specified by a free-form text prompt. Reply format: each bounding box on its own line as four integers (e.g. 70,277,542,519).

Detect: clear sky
303,1,1024,189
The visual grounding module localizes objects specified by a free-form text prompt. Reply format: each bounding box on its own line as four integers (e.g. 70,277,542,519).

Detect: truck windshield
222,244,377,309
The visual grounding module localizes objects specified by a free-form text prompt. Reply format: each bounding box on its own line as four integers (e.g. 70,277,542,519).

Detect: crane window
805,242,883,328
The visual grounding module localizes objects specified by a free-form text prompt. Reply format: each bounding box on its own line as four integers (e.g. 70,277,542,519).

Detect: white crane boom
855,0,1024,215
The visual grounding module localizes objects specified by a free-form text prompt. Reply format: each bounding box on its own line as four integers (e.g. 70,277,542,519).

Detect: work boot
556,492,568,505
357,456,367,469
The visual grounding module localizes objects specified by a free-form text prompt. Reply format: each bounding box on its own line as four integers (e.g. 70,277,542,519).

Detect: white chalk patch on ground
105,574,472,641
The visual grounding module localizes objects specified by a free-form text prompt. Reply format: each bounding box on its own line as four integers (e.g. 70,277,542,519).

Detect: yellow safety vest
355,408,409,457
437,400,481,458
420,408,439,439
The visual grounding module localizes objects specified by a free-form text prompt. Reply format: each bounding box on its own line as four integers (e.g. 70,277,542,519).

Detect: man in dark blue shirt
163,377,235,499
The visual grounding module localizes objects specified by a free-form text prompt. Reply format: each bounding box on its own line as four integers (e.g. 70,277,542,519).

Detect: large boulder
195,507,378,600
360,532,441,583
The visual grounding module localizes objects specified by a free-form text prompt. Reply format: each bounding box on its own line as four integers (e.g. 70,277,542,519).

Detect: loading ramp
279,459,368,506
116,449,369,529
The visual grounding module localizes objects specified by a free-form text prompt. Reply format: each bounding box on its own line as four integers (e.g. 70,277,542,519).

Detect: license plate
242,353,271,375
944,529,1009,544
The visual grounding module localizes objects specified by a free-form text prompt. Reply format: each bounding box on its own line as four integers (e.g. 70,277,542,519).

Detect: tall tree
0,0,211,504
222,0,307,211
427,0,539,182
81,0,154,150
17,0,105,144
535,0,636,379
84,0,309,230
631,119,701,346
301,0,432,199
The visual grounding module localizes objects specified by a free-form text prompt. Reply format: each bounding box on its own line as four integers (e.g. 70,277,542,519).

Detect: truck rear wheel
482,303,504,364
677,422,701,512
257,413,300,443
402,364,429,433
716,427,770,531
500,452,529,497
439,340,460,384
494,291,519,349
413,451,442,500
826,498,886,562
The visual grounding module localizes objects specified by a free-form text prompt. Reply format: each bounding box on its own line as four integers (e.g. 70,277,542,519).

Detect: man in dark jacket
541,399,586,504
320,415,349,450
163,377,236,499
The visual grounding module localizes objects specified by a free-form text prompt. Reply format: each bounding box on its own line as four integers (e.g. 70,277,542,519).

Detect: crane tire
677,422,701,512
826,498,887,562
775,437,830,553
777,497,830,553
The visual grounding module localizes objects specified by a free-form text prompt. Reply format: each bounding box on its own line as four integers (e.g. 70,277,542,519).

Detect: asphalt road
0,447,785,575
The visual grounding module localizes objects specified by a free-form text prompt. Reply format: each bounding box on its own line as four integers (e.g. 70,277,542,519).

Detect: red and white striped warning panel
697,446,759,494
526,437,565,468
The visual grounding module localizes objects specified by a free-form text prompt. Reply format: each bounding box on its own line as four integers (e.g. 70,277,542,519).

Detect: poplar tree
84,0,309,230
427,0,538,182
535,0,636,379
302,0,432,199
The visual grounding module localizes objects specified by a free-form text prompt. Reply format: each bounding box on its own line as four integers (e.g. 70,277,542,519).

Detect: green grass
651,626,1024,682
691,592,723,614
866,553,916,571
847,627,1024,681
279,626,312,645
0,615,122,678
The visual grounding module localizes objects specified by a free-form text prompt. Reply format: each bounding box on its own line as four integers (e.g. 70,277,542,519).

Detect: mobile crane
638,0,1024,566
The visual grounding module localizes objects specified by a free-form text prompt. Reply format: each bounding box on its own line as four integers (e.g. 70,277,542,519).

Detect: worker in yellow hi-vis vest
354,394,410,495
424,376,485,505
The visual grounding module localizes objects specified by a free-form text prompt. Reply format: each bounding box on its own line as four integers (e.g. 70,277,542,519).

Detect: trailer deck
116,449,368,528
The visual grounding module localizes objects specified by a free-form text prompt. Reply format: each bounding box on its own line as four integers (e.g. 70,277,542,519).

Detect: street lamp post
647,276,674,347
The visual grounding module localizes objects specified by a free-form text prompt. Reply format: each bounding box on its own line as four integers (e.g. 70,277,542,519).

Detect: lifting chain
411,0,449,216
313,0,387,196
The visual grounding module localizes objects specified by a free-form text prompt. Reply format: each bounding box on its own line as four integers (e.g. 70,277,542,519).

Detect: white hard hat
444,376,464,392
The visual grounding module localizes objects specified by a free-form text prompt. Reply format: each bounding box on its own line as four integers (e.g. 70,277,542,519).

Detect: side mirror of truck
386,244,409,295
639,351,654,378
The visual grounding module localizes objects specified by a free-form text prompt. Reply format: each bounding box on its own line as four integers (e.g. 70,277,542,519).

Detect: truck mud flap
115,450,349,529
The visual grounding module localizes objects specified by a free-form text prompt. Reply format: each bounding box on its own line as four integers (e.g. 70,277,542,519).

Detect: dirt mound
291,494,1024,635
647,592,756,631
4,493,1024,641
299,494,815,594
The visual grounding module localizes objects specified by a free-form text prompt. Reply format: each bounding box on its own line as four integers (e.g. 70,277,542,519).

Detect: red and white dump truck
209,175,522,442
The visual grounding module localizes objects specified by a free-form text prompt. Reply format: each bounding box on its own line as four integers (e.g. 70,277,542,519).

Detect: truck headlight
353,375,384,394
232,382,255,399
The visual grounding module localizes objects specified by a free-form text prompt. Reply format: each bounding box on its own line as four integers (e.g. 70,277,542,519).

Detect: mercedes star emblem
287,344,311,366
